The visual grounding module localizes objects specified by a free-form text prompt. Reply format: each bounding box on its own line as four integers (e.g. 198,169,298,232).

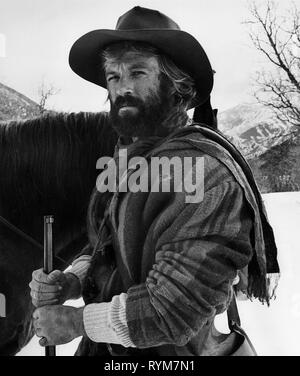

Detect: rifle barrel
43,215,56,357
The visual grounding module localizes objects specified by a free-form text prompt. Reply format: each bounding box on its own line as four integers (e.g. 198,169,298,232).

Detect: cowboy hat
69,6,214,107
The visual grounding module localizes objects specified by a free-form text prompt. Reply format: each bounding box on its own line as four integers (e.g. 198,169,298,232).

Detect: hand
32,305,85,346
29,269,81,307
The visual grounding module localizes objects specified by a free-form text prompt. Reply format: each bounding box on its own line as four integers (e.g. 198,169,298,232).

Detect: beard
108,79,176,138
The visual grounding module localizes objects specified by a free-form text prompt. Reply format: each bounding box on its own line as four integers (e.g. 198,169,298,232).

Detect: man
29,6,279,356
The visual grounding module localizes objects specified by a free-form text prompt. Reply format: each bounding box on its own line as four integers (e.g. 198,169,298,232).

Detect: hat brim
69,29,214,108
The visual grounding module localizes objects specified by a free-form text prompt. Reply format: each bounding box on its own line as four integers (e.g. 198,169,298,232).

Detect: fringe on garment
244,267,280,305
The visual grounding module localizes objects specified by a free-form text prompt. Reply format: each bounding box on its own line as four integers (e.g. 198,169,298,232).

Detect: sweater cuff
83,293,135,348
67,255,92,286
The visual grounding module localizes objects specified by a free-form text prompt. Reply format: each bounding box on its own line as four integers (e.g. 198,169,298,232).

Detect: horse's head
0,112,117,355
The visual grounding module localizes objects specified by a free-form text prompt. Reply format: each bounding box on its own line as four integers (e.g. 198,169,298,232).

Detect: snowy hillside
218,103,297,159
18,191,300,356
0,82,40,122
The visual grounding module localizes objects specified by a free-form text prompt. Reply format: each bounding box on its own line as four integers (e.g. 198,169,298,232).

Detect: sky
0,0,298,113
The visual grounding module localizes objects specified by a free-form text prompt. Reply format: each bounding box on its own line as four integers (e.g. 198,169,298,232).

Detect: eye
132,71,146,77
107,75,119,82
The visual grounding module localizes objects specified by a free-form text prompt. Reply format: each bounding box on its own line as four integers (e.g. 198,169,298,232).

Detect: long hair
102,41,197,110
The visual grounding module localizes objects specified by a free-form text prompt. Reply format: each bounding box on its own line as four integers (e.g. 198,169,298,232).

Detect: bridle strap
0,214,69,267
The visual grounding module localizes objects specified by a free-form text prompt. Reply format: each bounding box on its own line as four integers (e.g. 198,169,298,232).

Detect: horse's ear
193,96,218,129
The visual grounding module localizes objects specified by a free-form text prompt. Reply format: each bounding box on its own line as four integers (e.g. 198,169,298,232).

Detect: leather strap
226,291,258,356
227,292,241,330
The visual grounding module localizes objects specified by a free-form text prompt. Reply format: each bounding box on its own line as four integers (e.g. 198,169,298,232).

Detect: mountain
218,102,300,193
218,102,297,160
0,82,40,122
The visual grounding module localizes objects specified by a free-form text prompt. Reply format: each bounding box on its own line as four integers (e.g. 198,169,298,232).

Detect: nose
116,75,134,97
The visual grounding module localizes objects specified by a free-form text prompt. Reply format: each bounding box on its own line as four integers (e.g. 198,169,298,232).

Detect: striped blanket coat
78,125,275,356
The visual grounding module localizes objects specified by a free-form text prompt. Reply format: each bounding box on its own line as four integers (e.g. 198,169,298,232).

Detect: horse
0,111,117,355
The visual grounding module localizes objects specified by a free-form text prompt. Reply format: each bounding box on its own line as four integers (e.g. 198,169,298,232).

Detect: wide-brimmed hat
69,6,214,107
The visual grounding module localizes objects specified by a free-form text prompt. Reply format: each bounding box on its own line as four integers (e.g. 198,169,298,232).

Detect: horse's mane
0,111,117,236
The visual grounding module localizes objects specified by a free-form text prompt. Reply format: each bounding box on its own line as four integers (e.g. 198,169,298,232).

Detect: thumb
46,270,63,284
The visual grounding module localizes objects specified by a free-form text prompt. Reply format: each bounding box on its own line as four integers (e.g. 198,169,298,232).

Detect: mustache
112,95,144,110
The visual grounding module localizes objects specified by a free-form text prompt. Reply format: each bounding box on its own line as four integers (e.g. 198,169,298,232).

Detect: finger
32,317,39,329
32,269,49,284
32,308,41,320
32,298,59,308
32,269,62,285
30,281,62,293
32,316,41,330
31,292,60,305
30,290,61,300
46,270,64,284
32,299,40,308
35,328,44,338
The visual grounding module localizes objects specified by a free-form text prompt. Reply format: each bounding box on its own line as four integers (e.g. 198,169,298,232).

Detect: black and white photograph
0,0,299,358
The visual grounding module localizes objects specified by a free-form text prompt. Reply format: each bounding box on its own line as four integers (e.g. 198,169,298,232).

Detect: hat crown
116,6,181,31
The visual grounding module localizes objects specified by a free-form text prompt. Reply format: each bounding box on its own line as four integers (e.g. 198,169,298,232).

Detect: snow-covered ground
18,192,300,356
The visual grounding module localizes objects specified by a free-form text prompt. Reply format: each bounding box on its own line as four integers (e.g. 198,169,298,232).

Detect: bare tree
38,81,60,114
245,1,300,127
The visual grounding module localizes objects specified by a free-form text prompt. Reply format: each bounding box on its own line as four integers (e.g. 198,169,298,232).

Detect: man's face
104,51,174,138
